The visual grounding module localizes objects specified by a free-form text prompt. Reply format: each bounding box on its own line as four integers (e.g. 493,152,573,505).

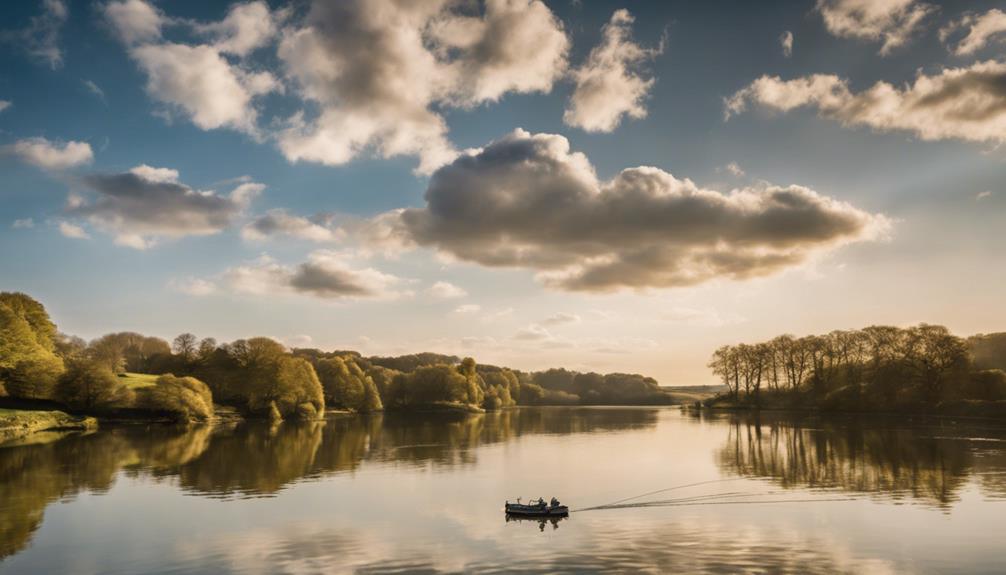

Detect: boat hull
505,504,569,517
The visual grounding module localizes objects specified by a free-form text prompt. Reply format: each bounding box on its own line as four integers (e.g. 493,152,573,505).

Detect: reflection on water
708,411,1006,508
1,407,1005,574
0,408,658,559
505,514,567,532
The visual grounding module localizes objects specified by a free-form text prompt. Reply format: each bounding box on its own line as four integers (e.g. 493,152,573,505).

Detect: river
1,407,1004,574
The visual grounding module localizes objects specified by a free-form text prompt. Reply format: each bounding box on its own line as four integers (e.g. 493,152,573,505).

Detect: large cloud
365,130,887,292
4,137,93,170
564,9,662,133
216,251,406,300
726,61,1006,145
101,1,577,173
276,0,568,173
67,165,260,249
103,0,280,136
941,9,1006,56
816,0,934,55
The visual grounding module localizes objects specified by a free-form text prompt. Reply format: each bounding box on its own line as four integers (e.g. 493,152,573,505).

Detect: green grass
119,372,160,389
0,408,97,443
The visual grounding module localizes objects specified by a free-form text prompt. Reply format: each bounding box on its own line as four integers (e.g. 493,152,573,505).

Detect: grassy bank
0,408,97,444
118,372,159,388
702,391,1006,420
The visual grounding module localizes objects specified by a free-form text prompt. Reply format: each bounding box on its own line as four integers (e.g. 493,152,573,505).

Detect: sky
1,0,1005,386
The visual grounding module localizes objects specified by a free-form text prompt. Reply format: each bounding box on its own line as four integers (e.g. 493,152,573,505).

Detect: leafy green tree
0,299,64,400
367,365,400,399
54,333,87,359
139,374,215,422
0,293,57,351
458,357,484,406
55,359,134,411
316,356,365,409
5,354,64,400
362,376,383,412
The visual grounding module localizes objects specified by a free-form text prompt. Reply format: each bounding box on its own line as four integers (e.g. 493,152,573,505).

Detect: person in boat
550,497,559,507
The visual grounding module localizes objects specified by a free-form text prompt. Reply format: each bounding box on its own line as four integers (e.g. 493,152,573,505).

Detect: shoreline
691,402,1006,423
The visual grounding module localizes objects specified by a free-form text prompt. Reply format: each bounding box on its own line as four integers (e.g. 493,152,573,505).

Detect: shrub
964,370,1006,401
138,375,215,422
55,359,134,411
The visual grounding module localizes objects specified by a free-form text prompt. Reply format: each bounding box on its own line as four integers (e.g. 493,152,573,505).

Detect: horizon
3,0,1006,387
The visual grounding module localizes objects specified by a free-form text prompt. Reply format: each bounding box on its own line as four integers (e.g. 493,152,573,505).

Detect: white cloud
242,209,342,242
129,164,179,183
724,162,745,177
541,312,581,326
976,190,993,201
130,42,278,135
427,281,467,299
58,221,90,240
220,251,407,300
780,30,793,57
454,303,482,314
4,137,93,170
0,101,11,113
67,165,260,248
104,0,280,137
816,0,934,55
509,323,576,349
169,277,217,296
564,9,661,133
277,0,568,174
941,9,1006,56
513,324,553,341
104,0,164,45
102,0,572,173
727,61,1006,146
371,129,888,292
12,218,35,229
82,79,106,102
19,0,68,68
195,0,276,57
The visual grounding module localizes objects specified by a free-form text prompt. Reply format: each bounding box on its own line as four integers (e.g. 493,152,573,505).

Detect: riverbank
698,395,1006,420
0,408,97,444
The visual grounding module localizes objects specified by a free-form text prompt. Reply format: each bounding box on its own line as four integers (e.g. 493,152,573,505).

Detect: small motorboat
505,497,569,517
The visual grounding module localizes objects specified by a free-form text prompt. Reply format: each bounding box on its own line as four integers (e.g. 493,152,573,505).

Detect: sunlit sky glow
2,0,1004,385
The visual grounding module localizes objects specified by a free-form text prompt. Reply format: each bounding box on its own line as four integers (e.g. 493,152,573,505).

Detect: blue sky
2,0,1005,385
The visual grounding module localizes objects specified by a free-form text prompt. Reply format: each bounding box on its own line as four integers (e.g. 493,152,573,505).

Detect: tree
56,359,134,411
138,374,215,422
54,333,87,359
0,293,57,351
172,333,198,362
316,356,366,410
0,300,65,400
5,354,64,400
197,338,217,361
458,357,484,406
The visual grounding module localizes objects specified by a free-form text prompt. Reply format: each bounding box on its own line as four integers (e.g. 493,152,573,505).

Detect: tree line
708,324,1006,413
1,292,673,422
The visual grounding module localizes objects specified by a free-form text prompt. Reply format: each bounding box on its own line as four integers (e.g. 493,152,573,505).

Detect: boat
504,497,569,517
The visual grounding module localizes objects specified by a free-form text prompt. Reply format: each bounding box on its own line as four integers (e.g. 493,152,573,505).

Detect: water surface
1,408,1004,574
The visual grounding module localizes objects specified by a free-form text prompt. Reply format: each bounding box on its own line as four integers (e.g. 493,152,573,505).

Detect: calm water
1,407,1005,574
